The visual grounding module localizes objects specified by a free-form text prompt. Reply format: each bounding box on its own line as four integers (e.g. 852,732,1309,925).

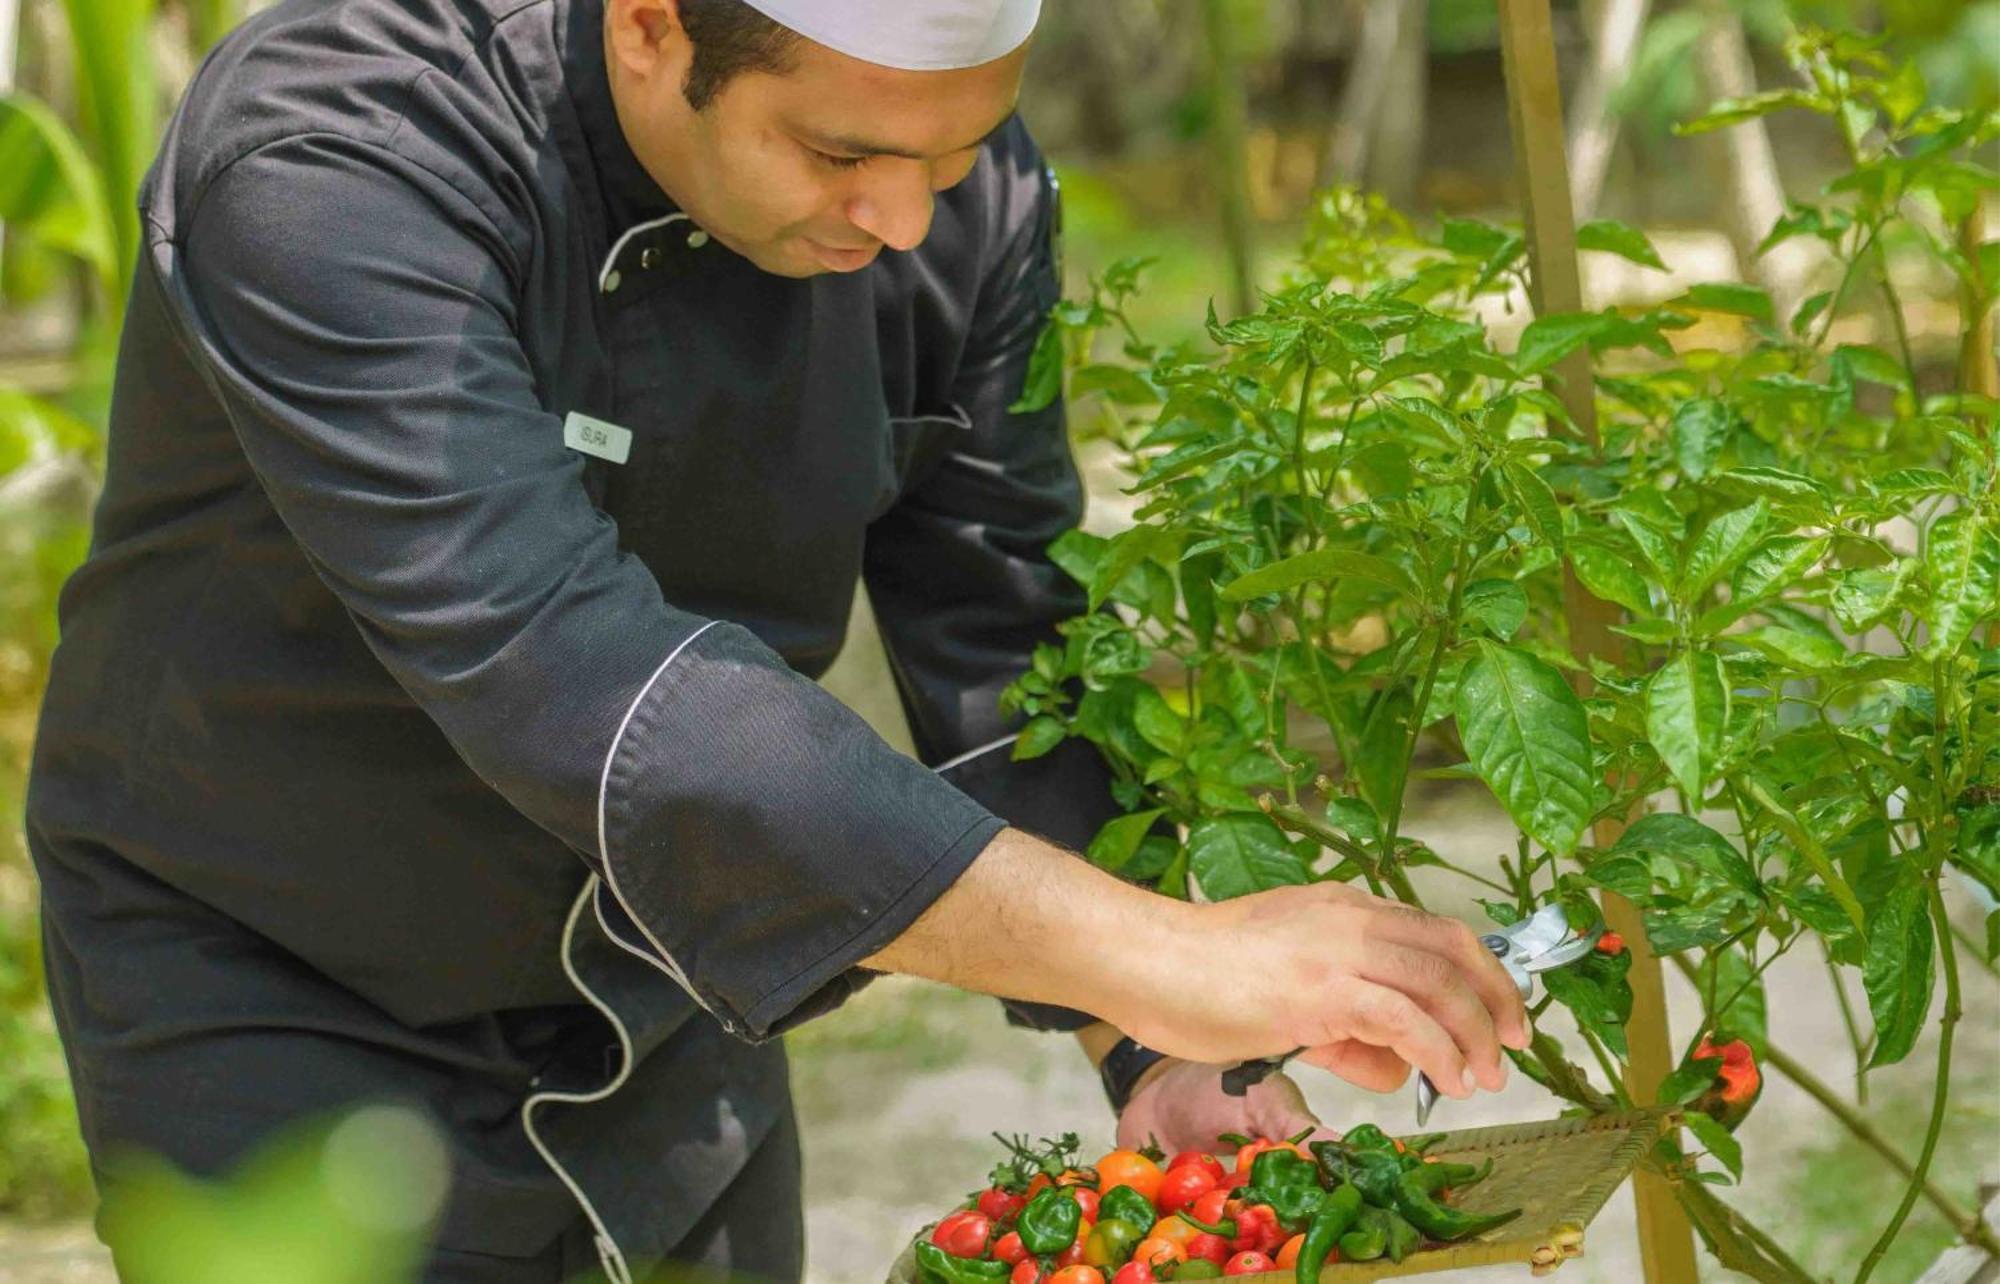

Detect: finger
1369,906,1531,1049
1296,1040,1411,1093
1359,941,1506,1091
1339,980,1473,1099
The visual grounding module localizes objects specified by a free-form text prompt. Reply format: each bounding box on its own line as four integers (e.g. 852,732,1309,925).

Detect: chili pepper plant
1002,32,1998,1284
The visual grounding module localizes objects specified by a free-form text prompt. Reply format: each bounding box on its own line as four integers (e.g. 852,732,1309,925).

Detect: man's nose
845,165,935,253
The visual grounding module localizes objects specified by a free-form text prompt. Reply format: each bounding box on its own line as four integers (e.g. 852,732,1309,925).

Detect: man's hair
679,0,802,111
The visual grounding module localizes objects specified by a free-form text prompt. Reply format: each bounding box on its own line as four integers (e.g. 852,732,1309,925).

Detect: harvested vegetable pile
909,1126,1521,1283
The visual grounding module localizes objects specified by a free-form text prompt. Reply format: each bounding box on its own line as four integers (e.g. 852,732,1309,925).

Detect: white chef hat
738,0,1042,71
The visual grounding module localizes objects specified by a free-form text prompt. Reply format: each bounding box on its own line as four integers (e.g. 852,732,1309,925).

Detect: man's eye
813,150,867,171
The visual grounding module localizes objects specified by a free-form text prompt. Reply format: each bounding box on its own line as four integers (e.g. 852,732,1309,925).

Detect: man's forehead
738,0,1040,72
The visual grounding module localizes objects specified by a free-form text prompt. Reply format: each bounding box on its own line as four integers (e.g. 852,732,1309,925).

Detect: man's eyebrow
799,110,1015,160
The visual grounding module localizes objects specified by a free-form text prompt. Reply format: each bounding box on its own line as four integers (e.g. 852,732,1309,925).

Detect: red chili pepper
1596,931,1625,954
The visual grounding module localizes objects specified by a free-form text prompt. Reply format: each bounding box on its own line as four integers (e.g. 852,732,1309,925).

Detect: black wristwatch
1098,1036,1169,1113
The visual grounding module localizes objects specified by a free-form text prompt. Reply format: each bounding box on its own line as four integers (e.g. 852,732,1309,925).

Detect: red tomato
1187,1233,1232,1264
931,1210,992,1257
1026,1173,1053,1200
1095,1150,1166,1206
1231,1205,1278,1252
1156,1165,1218,1217
1111,1263,1156,1284
1011,1261,1042,1284
1166,1151,1227,1184
1133,1236,1186,1267
993,1231,1028,1266
1049,1269,1105,1284
1070,1187,1102,1223
980,1188,1026,1223
1055,1242,1087,1268
1224,1251,1276,1276
1190,1189,1232,1227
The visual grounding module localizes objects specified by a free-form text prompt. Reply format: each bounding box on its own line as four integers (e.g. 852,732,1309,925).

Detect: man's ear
606,0,689,80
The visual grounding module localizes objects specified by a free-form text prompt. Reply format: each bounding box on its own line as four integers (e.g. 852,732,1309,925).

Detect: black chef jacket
24,0,1119,1273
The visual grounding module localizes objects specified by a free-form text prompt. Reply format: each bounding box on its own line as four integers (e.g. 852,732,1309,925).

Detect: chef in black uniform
25,0,1531,1278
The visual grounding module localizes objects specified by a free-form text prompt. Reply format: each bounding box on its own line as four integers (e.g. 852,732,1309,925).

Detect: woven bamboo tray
888,1109,1678,1281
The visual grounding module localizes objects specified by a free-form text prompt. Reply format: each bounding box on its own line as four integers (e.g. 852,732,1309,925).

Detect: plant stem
1824,945,1871,1104
1675,1178,1820,1284
1576,1025,1634,1109
1853,877,1963,1283
1760,1039,1999,1257
1292,357,1320,543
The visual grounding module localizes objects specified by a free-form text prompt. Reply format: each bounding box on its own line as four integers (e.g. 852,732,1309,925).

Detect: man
26,0,1529,1278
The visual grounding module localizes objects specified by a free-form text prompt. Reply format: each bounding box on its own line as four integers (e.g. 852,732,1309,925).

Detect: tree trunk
1366,0,1428,209
1325,0,1404,186
1199,0,1257,316
1566,0,1651,222
1694,4,1806,309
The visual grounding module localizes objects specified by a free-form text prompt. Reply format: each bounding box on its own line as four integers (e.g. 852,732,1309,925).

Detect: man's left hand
1114,1059,1339,1156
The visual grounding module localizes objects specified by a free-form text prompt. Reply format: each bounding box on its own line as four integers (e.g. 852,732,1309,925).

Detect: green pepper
1294,1184,1362,1284
1346,1150,1405,1207
1337,1205,1392,1262
1383,1209,1423,1263
1340,1124,1398,1155
1426,1157,1494,1190
1249,1179,1325,1233
1309,1140,1353,1189
1394,1163,1522,1241
1099,1184,1157,1235
1174,1208,1237,1238
1017,1187,1083,1254
1174,1263,1224,1280
914,1242,1011,1284
1249,1147,1319,1192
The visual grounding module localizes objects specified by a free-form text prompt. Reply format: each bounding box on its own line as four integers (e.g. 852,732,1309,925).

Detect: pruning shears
1218,904,1602,1126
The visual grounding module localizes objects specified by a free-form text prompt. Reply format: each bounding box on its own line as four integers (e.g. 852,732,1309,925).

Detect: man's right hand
863,827,1530,1104
1108,881,1529,1101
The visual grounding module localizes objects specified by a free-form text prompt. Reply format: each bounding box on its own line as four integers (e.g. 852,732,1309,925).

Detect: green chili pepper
1249,1147,1319,1193
1346,1150,1405,1207
1383,1209,1423,1263
1175,1263,1224,1280
1337,1205,1392,1262
1402,1132,1446,1156
1427,1157,1494,1190
1309,1140,1353,1189
1099,1184,1157,1235
1017,1187,1082,1254
1394,1163,1522,1241
1294,1184,1362,1284
1340,1124,1398,1155
914,1242,1011,1284
1249,1179,1325,1233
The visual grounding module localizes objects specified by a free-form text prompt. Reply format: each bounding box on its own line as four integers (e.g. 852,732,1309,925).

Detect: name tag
563,411,632,465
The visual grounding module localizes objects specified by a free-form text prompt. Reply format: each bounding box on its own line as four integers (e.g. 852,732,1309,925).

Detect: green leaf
1658,1057,1725,1107
1086,810,1166,874
1218,546,1421,604
1008,311,1065,413
1613,504,1683,583
1677,89,1823,134
1571,540,1656,614
1515,312,1610,375
1543,960,1632,1057
1046,529,1107,589
1612,813,1760,898
1577,219,1669,271
1831,562,1916,633
1731,535,1828,602
1012,716,1067,761
1356,685,1415,818
1681,501,1768,600
1686,1112,1744,1181
1131,684,1186,755
1454,641,1596,856
1676,282,1776,326
0,93,120,284
1863,884,1935,1068
1669,398,1733,481
1924,511,2000,658
1716,466,1828,502
1646,649,1729,802
1461,579,1528,640
1187,814,1311,900
1740,778,1867,937
1090,525,1180,612
1502,461,1565,555
1733,625,1848,671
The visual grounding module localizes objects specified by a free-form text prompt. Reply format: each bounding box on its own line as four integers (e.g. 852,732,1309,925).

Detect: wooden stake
1959,194,1997,401
1494,1,1702,1281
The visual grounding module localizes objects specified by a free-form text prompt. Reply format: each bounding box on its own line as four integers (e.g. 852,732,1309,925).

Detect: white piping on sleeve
520,877,639,1284
596,620,722,1018
595,212,690,292
934,733,1018,775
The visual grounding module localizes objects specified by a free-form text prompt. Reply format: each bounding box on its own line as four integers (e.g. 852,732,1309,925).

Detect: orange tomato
1132,1237,1187,1268
1151,1216,1200,1249
1050,1269,1105,1284
1093,1149,1165,1205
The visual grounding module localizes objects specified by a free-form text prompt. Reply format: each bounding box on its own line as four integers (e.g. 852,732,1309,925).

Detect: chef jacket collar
561,0,682,225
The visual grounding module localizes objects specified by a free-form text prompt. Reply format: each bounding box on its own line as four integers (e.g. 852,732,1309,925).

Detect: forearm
862,827,1193,1025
